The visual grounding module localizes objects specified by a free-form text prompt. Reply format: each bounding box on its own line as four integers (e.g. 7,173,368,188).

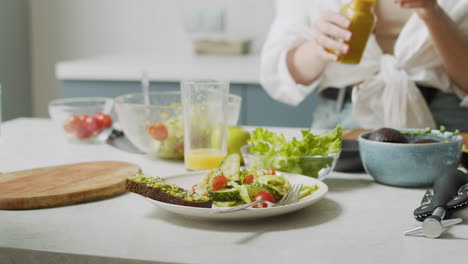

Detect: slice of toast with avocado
126,174,212,208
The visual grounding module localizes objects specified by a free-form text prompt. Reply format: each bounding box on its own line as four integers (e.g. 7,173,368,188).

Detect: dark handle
414,169,468,221
431,169,468,209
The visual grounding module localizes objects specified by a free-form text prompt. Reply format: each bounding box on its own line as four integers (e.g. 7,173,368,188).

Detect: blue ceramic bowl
358,129,463,187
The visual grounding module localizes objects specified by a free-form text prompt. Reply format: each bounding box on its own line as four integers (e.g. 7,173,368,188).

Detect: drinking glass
181,80,229,170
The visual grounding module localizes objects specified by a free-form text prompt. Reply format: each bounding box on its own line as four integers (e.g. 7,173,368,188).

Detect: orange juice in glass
181,80,229,170
185,149,226,170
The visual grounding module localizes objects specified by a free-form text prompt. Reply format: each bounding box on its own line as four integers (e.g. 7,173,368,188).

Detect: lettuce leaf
247,126,342,178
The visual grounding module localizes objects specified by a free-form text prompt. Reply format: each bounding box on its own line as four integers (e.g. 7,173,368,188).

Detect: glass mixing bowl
48,97,114,143
114,91,241,159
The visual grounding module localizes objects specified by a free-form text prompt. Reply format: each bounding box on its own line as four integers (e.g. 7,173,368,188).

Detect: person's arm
261,0,353,106
286,11,352,85
396,0,468,93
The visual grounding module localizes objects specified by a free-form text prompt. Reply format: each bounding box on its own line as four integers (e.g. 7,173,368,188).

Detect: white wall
29,0,275,117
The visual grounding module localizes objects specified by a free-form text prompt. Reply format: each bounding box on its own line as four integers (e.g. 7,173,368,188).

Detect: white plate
144,171,328,220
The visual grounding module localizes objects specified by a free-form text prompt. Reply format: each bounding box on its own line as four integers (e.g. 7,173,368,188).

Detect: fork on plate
211,184,303,214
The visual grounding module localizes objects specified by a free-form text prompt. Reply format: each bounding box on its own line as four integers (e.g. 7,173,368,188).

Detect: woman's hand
394,0,441,20
396,0,468,93
312,11,352,62
286,10,352,85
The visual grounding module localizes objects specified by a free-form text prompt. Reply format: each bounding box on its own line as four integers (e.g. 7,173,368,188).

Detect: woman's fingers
313,11,352,59
394,0,439,18
394,0,436,8
315,32,349,54
317,47,339,62
321,11,351,29
315,19,352,41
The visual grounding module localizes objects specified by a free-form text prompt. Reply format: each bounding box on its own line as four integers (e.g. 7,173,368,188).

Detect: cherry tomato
83,116,102,134
63,115,81,133
266,168,276,175
95,112,112,129
74,121,92,139
191,184,198,192
243,175,254,185
174,142,184,153
78,114,90,121
62,114,92,140
253,192,276,208
148,124,168,141
212,175,228,191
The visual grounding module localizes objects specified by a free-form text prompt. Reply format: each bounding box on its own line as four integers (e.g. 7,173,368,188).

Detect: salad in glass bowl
241,126,342,180
115,91,185,159
114,91,242,160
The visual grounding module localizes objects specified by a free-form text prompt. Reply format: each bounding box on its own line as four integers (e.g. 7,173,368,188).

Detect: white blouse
260,0,468,129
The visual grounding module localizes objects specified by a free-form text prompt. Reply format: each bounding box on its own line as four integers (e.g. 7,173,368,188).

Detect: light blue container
358,129,463,187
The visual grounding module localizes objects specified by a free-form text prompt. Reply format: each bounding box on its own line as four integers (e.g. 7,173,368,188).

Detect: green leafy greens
247,126,342,178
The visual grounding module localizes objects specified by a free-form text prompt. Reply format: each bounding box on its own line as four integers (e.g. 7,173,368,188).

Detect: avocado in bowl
358,127,463,187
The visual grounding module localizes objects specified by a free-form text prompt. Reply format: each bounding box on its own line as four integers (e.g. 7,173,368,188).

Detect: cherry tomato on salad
63,115,81,133
243,175,254,185
253,192,276,208
191,184,198,192
212,175,228,191
174,142,184,153
266,168,276,175
83,115,102,134
148,123,168,141
95,112,112,129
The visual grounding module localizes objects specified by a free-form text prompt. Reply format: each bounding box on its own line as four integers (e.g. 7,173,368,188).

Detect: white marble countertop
1,118,468,264
55,53,261,84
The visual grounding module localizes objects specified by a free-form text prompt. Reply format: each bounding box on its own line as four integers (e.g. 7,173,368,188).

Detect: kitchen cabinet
57,54,317,128
60,80,316,128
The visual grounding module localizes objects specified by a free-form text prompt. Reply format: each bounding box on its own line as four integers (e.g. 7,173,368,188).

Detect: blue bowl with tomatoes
48,97,114,143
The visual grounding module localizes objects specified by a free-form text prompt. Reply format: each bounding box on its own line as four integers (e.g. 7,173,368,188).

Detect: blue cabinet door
244,84,315,128
61,80,247,125
61,80,179,98
60,81,314,127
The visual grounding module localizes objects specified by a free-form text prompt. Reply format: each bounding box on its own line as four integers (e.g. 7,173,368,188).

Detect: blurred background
0,0,274,121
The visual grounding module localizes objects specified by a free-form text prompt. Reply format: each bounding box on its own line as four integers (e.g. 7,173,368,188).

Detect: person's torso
309,0,454,93
374,0,413,54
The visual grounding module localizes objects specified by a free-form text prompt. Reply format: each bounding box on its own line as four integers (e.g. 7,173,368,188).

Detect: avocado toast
126,174,212,208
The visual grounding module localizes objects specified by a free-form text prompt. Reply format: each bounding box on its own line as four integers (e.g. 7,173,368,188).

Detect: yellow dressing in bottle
334,0,377,64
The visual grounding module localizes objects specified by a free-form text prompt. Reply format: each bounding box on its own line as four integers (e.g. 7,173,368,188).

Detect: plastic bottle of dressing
333,0,377,64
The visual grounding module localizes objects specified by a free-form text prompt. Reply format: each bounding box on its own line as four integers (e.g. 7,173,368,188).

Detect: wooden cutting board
342,129,371,140
0,161,141,210
342,129,468,146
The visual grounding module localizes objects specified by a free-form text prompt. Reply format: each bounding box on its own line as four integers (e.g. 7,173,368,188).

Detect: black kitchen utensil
106,129,145,154
334,139,364,172
404,169,468,238
413,169,468,221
